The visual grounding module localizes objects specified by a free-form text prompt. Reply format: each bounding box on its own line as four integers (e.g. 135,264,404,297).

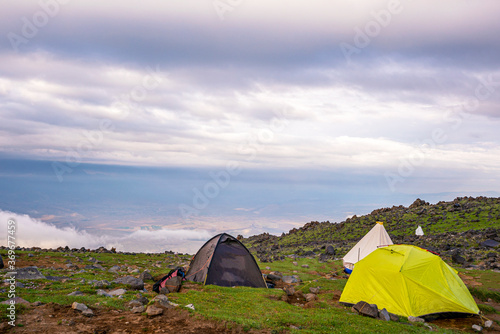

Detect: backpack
153,267,186,293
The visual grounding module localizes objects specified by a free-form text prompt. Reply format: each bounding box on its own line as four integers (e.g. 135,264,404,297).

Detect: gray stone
164,276,182,293
266,274,282,283
108,288,127,296
292,261,298,266
408,316,425,323
304,293,316,302
131,305,144,313
82,308,94,317
482,239,500,248
146,305,163,316
301,264,309,268
378,308,390,321
153,294,171,308
139,270,154,281
108,265,121,273
67,291,84,296
309,287,320,294
325,245,336,255
72,302,88,312
452,253,466,265
16,282,25,288
6,266,45,280
282,275,300,284
113,276,144,290
96,289,112,297
92,280,111,288
484,320,493,328
353,301,378,318
1,297,30,305
472,324,483,332
129,268,140,274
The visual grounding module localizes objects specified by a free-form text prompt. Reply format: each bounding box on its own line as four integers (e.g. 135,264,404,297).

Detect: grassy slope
244,196,500,252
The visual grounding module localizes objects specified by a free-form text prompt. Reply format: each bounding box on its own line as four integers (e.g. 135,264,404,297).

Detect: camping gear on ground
186,233,267,288
342,221,393,271
340,244,479,318
416,225,424,236
153,267,186,293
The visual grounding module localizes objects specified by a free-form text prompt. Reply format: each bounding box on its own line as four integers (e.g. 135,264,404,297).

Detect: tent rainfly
185,233,267,288
416,225,424,236
342,221,393,270
340,244,479,317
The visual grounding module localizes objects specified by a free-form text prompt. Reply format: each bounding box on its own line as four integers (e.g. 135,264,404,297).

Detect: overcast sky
1,1,500,252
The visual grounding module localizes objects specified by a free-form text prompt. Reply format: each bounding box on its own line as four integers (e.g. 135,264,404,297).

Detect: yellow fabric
340,244,479,317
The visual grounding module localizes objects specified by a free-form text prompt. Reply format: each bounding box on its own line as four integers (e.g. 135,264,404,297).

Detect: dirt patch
0,303,270,334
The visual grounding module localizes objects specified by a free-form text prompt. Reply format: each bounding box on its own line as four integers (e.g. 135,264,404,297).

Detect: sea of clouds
0,210,211,254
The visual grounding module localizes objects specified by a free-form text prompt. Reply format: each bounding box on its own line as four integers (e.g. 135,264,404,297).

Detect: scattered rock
6,266,45,280
67,291,84,296
139,270,154,281
113,276,144,290
96,289,112,297
482,240,500,248
146,305,163,316
82,309,94,317
408,316,425,323
164,276,183,293
131,305,145,313
153,294,172,308
309,287,320,294
352,301,378,318
451,253,466,265
282,275,300,284
32,301,43,306
304,293,317,302
472,324,483,332
292,261,298,266
71,302,88,312
1,297,30,305
91,280,111,288
325,245,336,255
108,288,127,296
378,308,390,321
108,265,121,273
484,320,493,328
301,264,309,268
185,304,195,310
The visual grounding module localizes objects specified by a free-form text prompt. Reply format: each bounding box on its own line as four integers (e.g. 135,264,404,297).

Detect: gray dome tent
185,233,266,288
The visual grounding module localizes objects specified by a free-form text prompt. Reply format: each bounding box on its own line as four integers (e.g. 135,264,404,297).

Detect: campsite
1,197,500,333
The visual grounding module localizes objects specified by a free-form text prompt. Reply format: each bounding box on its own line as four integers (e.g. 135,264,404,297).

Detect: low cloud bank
0,210,211,254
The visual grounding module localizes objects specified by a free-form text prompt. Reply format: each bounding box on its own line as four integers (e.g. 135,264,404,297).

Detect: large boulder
113,276,144,290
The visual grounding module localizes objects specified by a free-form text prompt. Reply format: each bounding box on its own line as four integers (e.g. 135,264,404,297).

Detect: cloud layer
0,210,211,253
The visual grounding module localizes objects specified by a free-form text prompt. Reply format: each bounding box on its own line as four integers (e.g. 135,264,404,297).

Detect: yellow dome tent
340,244,479,317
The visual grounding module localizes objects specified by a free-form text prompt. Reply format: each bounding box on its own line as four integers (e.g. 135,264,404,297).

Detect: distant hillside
242,196,500,266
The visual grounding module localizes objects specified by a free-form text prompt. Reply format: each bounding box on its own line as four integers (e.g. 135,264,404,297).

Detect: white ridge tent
415,225,424,236
343,221,393,270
